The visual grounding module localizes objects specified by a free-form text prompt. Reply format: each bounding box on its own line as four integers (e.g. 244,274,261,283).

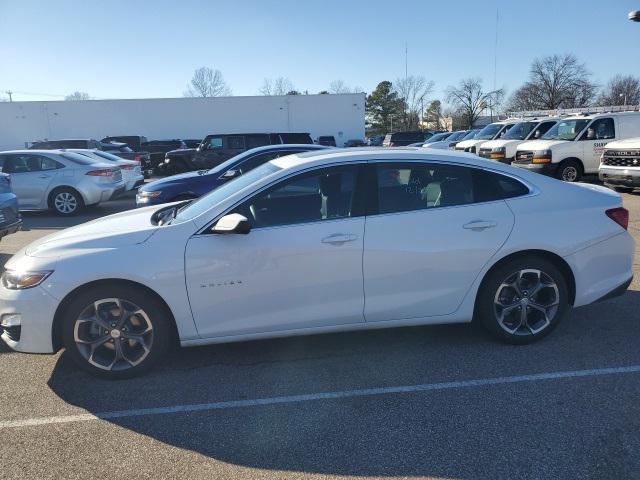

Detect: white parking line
2,364,639,430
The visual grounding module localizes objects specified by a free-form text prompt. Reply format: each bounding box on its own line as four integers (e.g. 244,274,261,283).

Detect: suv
478,118,559,164
164,132,313,173
382,131,434,147
599,138,640,192
455,120,520,154
513,111,640,182
30,139,102,150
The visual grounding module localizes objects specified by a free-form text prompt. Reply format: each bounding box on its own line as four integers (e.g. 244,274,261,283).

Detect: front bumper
599,167,640,188
0,284,59,353
511,162,557,176
0,218,22,240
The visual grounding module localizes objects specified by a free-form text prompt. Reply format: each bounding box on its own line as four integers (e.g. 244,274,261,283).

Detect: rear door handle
38,174,51,179
463,220,497,231
321,233,358,245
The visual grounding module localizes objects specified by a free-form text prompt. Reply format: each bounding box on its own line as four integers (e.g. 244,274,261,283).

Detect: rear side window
473,169,530,202
278,133,313,144
246,135,270,149
227,136,246,149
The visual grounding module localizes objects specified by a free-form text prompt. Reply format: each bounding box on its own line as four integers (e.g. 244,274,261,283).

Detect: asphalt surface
0,188,639,479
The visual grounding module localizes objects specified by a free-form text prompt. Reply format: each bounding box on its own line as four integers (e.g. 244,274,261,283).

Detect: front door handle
463,220,497,231
321,233,358,245
38,174,51,179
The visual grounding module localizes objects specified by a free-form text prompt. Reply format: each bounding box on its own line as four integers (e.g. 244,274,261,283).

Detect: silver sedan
0,150,125,215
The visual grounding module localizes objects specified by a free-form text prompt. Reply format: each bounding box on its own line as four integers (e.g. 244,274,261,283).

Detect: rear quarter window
473,169,530,202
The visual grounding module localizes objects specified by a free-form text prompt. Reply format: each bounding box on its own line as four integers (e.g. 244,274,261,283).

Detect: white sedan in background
67,149,144,191
0,148,633,378
0,150,124,215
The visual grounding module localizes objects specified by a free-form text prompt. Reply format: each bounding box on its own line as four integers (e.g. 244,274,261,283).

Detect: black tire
612,186,634,194
476,256,570,345
49,187,85,216
555,159,582,182
61,284,174,379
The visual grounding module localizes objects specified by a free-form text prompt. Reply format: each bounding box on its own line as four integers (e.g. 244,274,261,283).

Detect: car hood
167,147,197,156
24,206,161,259
480,139,521,149
517,139,568,151
141,170,209,191
456,139,486,148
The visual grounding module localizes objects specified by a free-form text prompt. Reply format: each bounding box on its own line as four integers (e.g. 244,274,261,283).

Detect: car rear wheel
477,256,569,344
50,188,84,216
61,284,173,378
556,160,582,182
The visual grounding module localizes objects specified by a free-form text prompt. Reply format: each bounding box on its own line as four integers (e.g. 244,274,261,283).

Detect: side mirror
211,213,251,234
534,130,541,138
221,169,239,179
587,129,596,140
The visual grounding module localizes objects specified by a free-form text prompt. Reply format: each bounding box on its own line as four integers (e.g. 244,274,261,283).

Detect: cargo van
478,118,559,164
454,119,520,154
512,111,640,182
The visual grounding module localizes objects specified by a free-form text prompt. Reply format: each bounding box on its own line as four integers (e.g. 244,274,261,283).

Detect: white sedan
66,149,144,191
0,148,634,378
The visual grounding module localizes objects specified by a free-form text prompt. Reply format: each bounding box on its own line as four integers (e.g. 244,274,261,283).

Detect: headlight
137,190,162,198
492,147,506,153
1,270,53,290
533,150,552,164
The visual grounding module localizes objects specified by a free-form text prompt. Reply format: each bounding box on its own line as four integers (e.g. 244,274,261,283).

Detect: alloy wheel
54,192,78,214
493,269,560,336
73,298,154,371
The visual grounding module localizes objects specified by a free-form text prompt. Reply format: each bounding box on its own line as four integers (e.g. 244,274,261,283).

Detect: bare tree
597,75,640,106
394,75,434,130
507,54,597,111
184,67,231,97
446,78,503,129
259,77,294,96
65,91,91,101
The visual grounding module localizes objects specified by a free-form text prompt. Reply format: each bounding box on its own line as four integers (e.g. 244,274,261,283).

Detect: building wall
0,94,365,150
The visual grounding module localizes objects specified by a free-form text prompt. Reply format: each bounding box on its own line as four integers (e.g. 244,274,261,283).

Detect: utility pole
5,91,12,102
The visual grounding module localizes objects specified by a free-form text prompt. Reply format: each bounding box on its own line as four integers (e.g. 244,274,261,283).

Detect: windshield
172,162,282,224
475,123,505,140
502,121,538,140
542,119,589,141
461,129,479,140
448,131,467,141
425,132,449,143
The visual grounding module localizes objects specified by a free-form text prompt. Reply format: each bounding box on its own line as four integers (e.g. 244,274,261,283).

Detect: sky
1,0,639,104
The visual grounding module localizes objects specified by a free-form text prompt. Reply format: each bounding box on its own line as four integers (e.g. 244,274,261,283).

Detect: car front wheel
477,256,569,344
556,160,582,182
61,284,173,378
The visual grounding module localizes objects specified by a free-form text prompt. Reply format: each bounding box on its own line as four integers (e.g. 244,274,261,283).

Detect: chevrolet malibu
0,149,634,378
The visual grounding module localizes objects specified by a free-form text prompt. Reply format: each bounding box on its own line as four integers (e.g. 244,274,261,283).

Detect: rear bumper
593,276,633,303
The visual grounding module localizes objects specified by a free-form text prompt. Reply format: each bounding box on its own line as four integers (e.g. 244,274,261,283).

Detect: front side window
579,118,615,140
232,165,359,228
529,121,556,140
204,136,223,150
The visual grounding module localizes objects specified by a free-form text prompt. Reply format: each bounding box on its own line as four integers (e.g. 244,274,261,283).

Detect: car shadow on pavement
45,289,640,478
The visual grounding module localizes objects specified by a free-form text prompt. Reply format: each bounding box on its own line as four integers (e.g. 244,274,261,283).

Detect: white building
0,93,365,150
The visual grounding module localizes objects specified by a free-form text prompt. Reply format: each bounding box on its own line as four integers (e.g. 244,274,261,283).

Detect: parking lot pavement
0,191,639,479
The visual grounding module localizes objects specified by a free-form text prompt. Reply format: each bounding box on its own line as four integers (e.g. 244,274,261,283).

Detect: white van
478,117,559,164
598,138,640,192
454,119,520,154
512,111,640,182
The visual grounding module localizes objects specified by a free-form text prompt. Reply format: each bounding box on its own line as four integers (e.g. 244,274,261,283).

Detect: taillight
606,207,629,230
86,169,116,177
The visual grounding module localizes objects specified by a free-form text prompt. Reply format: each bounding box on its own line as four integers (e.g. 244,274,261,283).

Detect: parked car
67,149,144,191
1,148,633,378
164,132,313,173
344,139,367,147
422,131,456,149
449,129,480,149
317,136,337,147
513,111,640,182
101,135,148,152
137,144,330,206
30,139,102,150
455,120,520,154
368,135,385,146
599,138,640,193
140,139,187,172
100,142,152,175
0,173,22,242
383,131,435,147
478,118,559,164
0,150,124,215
